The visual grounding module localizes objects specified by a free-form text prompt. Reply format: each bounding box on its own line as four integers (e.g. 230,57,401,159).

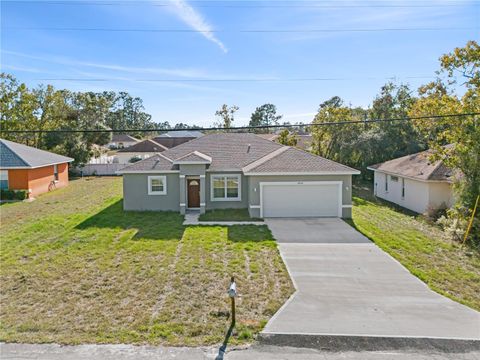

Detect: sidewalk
183,212,264,226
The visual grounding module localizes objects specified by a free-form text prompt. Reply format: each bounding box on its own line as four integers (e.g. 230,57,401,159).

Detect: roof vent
247,144,251,153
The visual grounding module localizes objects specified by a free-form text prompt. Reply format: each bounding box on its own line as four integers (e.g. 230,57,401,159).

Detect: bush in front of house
0,189,29,201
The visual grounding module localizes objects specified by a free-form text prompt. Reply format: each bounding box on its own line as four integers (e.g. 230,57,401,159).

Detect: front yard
351,184,480,311
0,177,293,346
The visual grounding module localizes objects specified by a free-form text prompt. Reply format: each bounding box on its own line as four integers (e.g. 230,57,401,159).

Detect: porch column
200,174,206,214
179,175,186,214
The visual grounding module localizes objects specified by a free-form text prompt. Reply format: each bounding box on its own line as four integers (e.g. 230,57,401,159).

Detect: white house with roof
368,149,455,214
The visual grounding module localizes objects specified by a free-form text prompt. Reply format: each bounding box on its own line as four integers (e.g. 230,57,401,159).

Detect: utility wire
6,26,473,33
2,0,472,8
35,76,436,82
1,113,478,134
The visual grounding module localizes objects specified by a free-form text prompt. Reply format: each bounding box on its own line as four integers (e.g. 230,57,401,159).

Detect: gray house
117,133,360,218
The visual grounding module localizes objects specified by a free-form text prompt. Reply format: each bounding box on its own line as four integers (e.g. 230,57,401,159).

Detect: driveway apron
263,218,480,339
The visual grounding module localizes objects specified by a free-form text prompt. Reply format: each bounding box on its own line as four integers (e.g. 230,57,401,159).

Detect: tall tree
214,104,239,129
410,41,480,214
249,103,282,133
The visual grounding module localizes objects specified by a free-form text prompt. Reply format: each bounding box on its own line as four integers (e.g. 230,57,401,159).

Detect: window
401,178,405,198
53,164,59,181
0,170,8,190
211,174,241,201
148,176,167,195
385,174,388,192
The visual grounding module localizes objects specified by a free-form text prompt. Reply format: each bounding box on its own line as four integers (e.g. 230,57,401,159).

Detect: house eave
244,171,361,176
0,159,74,169
367,167,453,183
116,170,180,175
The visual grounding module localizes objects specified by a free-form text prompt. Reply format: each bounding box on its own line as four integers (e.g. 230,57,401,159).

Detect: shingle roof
152,136,196,149
119,154,176,172
157,130,203,138
111,134,140,143
368,149,454,182
117,133,359,174
174,151,212,163
244,147,359,174
0,139,74,169
117,139,168,153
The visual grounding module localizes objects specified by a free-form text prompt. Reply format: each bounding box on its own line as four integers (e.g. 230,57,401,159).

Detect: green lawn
198,208,263,222
350,184,480,311
0,177,293,346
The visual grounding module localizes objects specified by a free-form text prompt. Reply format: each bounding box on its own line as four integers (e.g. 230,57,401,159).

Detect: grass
198,208,263,222
0,177,293,346
350,183,480,311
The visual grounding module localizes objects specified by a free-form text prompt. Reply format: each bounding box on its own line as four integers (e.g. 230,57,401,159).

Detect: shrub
0,189,28,201
437,205,479,248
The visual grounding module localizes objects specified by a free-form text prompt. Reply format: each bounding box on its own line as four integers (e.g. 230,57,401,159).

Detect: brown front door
187,179,200,208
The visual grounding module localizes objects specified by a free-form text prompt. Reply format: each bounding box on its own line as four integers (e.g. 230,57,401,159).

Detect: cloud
3,50,207,78
167,0,227,53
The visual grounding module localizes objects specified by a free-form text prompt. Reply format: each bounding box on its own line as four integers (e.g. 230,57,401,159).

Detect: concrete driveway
263,218,480,340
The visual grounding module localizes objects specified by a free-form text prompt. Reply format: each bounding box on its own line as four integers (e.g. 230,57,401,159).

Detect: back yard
0,177,293,345
350,184,480,311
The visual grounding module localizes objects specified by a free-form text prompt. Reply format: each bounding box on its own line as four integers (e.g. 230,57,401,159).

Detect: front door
187,179,200,208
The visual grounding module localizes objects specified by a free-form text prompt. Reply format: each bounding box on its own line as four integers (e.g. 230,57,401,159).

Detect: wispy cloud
167,0,227,53
3,50,207,78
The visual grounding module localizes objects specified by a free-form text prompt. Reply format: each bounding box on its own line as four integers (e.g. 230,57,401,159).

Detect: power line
34,76,436,82
2,0,472,8
1,113,478,134
6,26,473,33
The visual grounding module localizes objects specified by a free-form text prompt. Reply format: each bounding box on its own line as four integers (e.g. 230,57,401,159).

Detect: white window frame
210,174,241,202
148,175,167,195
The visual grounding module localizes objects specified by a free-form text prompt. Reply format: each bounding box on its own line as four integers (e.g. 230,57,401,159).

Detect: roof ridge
148,139,169,151
242,146,289,173
1,139,33,167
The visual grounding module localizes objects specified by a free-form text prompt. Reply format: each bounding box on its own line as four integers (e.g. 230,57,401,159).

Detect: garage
260,181,342,218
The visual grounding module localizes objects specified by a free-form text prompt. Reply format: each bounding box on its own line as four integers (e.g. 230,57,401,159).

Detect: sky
1,0,479,127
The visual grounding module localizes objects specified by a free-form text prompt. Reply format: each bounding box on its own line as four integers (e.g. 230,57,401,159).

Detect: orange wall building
0,139,73,198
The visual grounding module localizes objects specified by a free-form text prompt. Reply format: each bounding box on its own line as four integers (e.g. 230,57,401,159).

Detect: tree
249,103,282,133
214,104,239,129
409,41,480,244
277,129,298,146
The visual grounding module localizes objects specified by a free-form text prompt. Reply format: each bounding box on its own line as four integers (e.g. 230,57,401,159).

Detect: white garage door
261,182,341,218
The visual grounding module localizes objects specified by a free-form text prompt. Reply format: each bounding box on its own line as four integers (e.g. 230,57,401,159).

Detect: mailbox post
228,276,237,324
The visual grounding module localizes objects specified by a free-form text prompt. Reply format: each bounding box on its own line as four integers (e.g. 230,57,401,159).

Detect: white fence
76,164,125,176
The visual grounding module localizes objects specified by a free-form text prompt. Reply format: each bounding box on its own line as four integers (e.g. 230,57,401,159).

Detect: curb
257,333,480,353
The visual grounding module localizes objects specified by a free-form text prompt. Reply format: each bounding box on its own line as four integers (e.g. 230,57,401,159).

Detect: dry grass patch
0,177,293,345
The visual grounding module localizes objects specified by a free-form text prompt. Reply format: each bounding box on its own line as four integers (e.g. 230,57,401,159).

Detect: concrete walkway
263,218,480,341
183,212,264,226
2,343,479,360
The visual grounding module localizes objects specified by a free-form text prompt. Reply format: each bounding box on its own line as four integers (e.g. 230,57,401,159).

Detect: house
157,130,203,138
117,133,360,218
0,139,73,197
152,136,197,149
114,139,168,164
108,134,140,149
367,149,455,214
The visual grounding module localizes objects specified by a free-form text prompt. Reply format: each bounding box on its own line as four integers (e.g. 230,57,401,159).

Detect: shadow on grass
76,199,185,241
215,321,235,360
227,225,275,243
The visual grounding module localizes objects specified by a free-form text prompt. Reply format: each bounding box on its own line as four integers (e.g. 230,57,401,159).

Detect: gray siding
247,174,353,218
123,173,180,211
205,172,249,210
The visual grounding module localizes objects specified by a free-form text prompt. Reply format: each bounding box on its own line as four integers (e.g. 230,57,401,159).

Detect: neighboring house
117,133,360,218
157,130,203,138
152,136,197,149
108,134,140,149
367,149,455,214
114,139,168,164
0,139,73,197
